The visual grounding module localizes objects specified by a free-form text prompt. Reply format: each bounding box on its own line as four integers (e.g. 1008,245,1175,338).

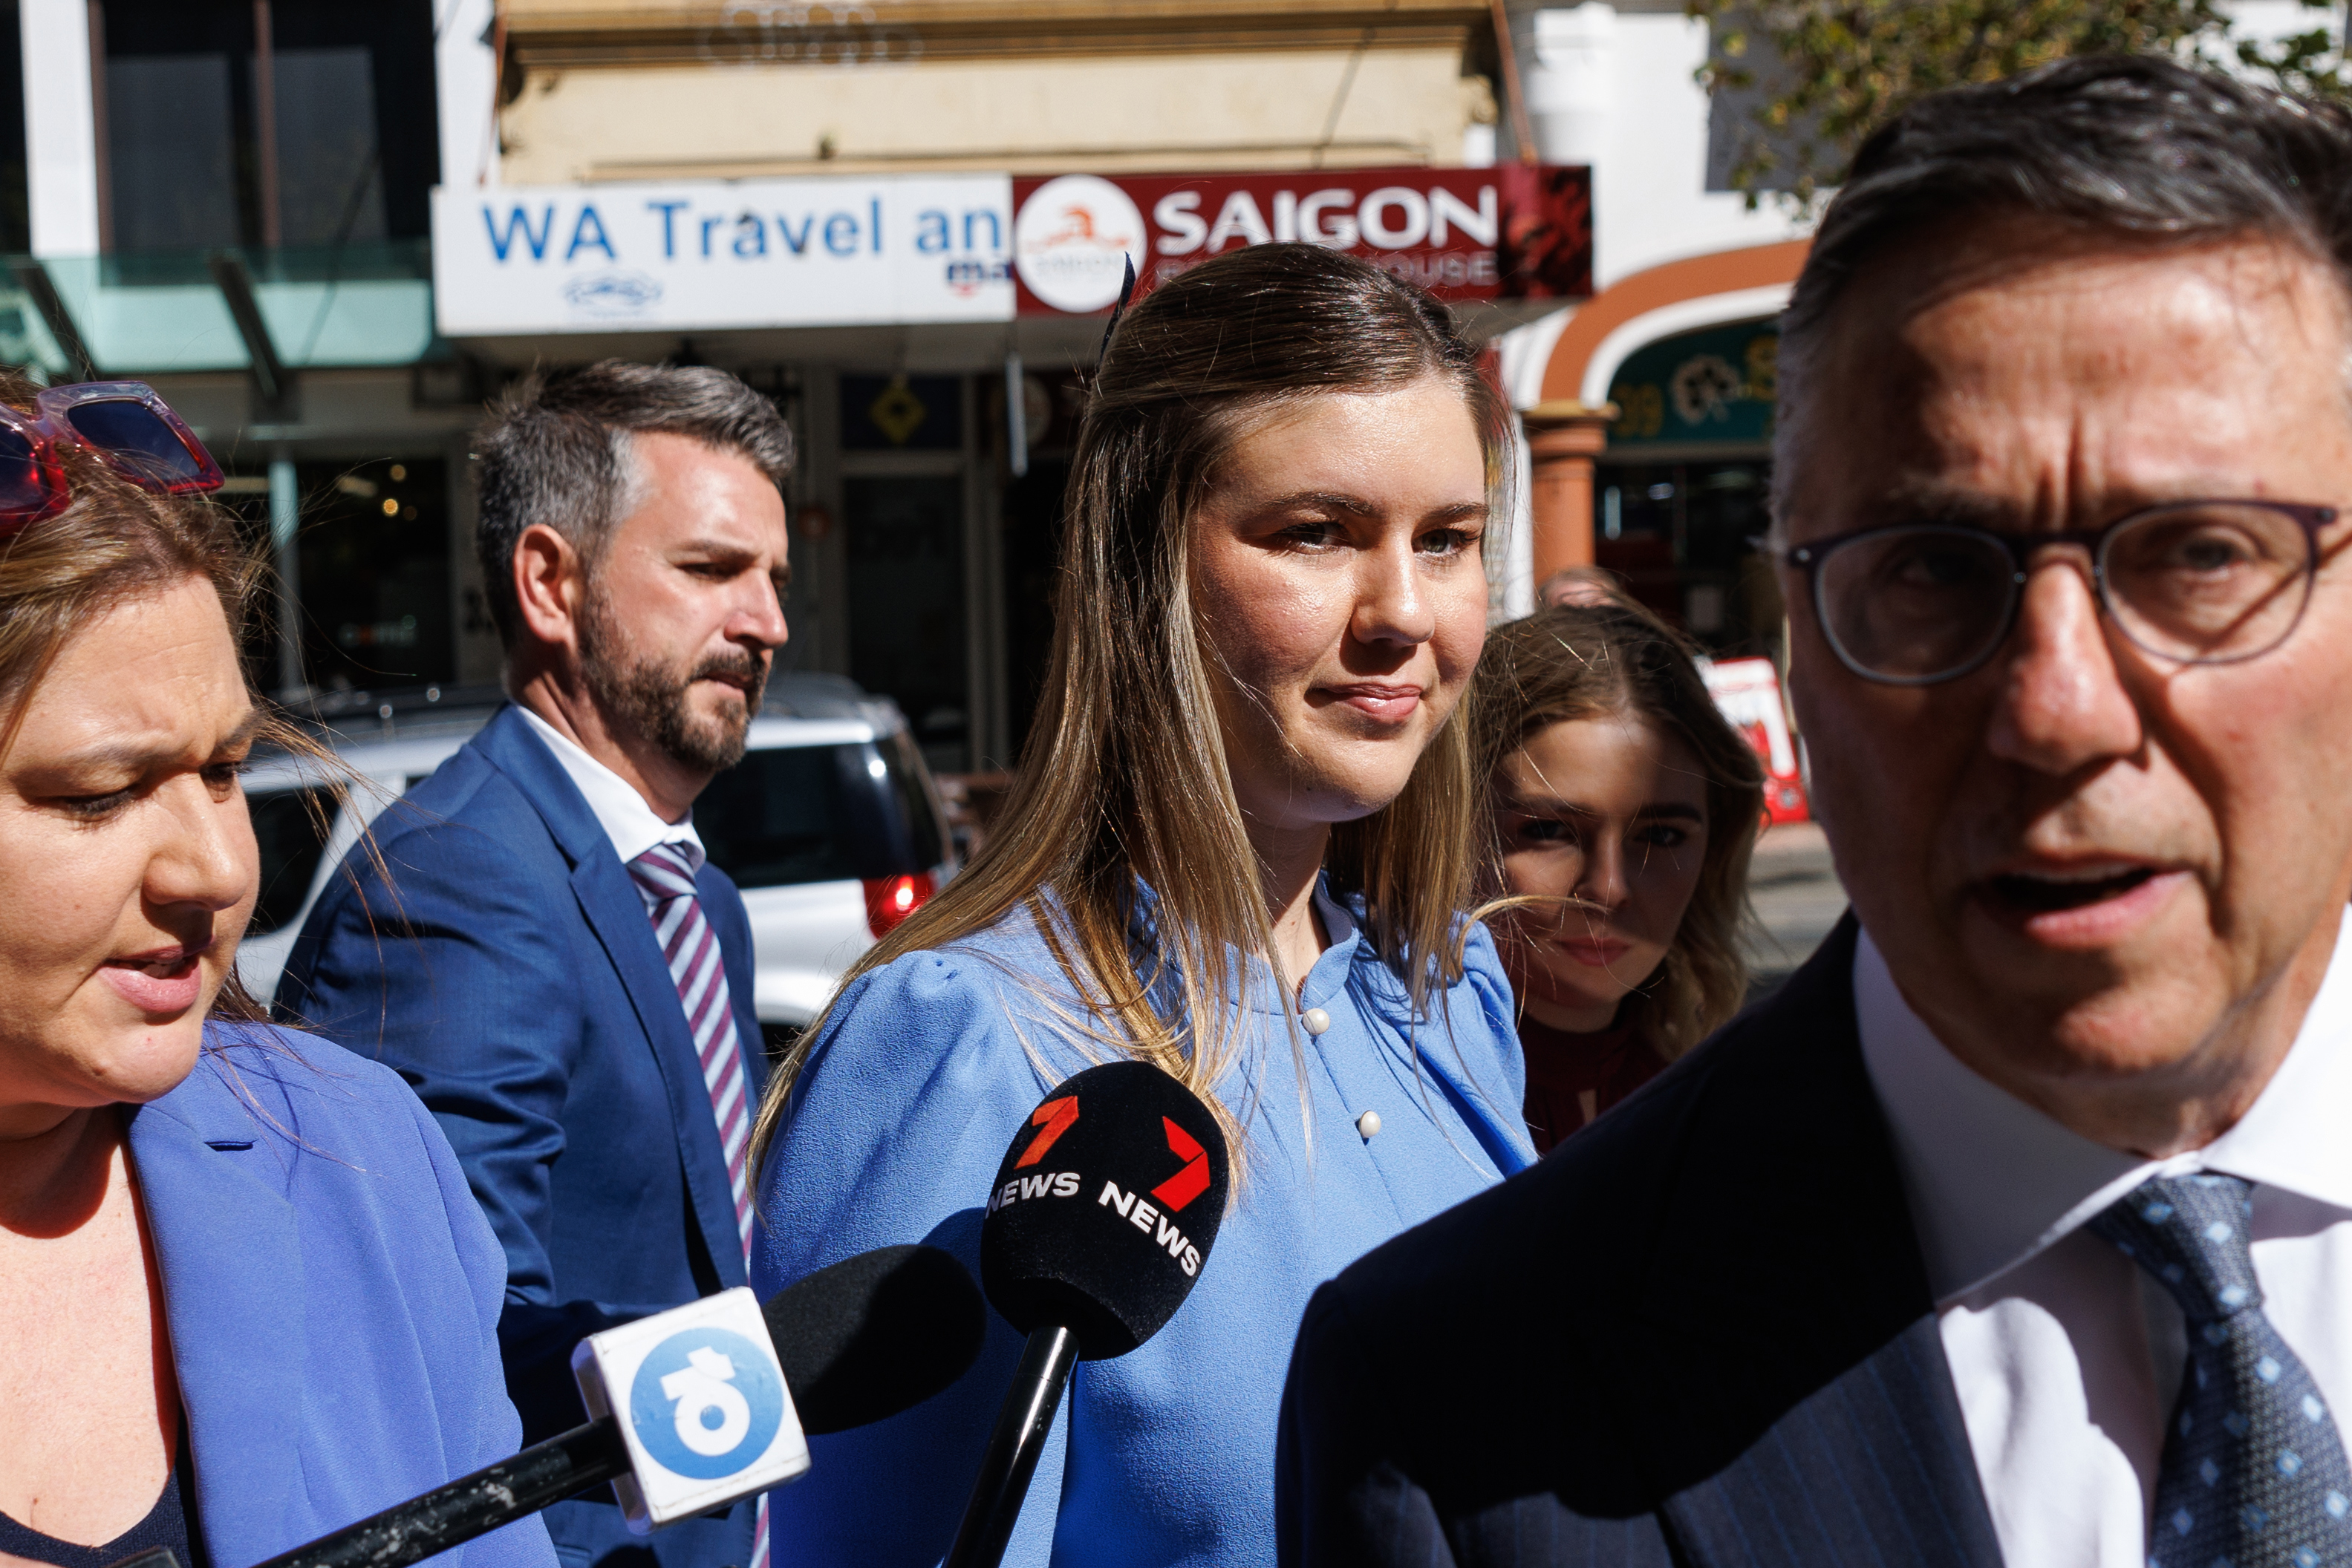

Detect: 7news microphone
245,1242,986,1568
943,1060,1233,1568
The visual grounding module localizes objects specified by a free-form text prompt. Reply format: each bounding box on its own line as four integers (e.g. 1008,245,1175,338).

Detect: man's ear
512,523,587,653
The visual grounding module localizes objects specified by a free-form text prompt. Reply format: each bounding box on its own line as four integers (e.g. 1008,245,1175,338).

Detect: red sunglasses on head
0,381,224,538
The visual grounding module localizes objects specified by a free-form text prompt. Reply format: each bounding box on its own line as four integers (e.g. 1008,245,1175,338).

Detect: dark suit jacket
278,704,768,1568
1277,916,2007,1567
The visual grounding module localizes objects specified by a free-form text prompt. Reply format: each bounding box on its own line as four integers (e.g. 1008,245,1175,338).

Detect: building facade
7,0,1808,772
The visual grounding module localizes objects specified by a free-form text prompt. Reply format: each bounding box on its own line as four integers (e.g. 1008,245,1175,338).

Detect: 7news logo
986,1095,1211,1275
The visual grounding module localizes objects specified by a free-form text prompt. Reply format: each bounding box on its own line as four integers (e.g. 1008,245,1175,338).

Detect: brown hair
1472,602,1765,1060
0,373,310,1025
753,243,1512,1167
472,360,795,648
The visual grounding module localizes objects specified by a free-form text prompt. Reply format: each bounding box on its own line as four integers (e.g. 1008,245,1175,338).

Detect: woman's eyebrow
214,708,266,755
1252,489,1379,516
49,708,265,775
1633,802,1707,823
1503,789,1596,817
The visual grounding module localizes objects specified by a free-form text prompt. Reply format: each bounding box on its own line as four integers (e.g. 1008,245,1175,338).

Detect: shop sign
430,165,1594,336
1608,318,1779,452
429,174,1015,336
1009,166,1592,314
1702,656,1809,826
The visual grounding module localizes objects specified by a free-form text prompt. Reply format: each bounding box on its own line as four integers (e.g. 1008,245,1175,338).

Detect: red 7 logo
1150,1117,1211,1212
1014,1096,1079,1168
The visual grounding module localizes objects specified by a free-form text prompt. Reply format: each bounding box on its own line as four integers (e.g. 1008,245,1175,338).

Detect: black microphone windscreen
763,1244,986,1434
979,1060,1231,1359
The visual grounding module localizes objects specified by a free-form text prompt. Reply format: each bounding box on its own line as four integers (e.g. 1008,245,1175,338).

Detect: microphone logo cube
571,1287,812,1533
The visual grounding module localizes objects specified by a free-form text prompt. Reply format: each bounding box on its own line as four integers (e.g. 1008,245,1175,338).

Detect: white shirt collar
1857,909,2352,1304
515,703,704,875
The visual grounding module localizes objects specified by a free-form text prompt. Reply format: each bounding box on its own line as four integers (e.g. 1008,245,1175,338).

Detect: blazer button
1357,1110,1382,1140
1302,1007,1332,1036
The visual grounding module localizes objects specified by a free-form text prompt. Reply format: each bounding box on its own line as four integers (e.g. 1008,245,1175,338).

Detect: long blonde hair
1472,603,1765,1061
752,244,1511,1166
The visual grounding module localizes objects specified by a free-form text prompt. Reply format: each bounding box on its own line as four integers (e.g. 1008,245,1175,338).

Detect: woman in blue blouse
0,382,553,1568
750,245,1536,1566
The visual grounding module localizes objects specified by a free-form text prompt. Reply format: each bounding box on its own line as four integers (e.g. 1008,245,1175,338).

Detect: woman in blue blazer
749,246,1537,1566
0,380,554,1568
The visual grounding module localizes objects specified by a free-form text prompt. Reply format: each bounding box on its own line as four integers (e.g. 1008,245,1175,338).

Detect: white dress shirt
1856,915,2352,1568
516,704,706,876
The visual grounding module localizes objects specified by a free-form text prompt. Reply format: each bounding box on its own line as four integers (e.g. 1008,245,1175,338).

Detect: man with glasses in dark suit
1281,56,2352,1568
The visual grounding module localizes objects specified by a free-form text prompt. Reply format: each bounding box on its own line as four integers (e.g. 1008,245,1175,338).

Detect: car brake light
861,872,936,939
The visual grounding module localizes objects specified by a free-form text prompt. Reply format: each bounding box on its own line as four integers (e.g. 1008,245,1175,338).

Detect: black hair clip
1096,254,1138,365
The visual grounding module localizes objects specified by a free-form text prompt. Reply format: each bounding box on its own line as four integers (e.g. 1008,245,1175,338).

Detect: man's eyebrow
672,536,766,558
1863,480,2019,528
1864,477,2272,529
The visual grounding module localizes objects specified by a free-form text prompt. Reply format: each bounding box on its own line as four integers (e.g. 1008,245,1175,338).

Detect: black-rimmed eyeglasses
1779,500,2337,686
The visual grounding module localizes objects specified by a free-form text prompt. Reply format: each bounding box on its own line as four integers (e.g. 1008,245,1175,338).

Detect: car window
884,727,948,870
696,741,937,888
247,786,333,935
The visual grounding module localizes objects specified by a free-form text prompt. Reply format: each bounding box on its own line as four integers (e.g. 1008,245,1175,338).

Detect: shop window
218,456,454,692
0,3,24,253
845,474,968,772
99,0,437,253
1594,459,1782,660
841,374,963,452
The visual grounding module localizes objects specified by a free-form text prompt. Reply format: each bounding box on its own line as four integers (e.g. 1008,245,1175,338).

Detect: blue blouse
127,1022,557,1568
754,883,1534,1567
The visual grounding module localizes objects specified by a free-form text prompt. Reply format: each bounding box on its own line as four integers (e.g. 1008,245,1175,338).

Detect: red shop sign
1009,166,1592,316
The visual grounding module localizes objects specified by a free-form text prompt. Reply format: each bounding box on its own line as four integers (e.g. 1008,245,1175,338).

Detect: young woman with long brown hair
749,245,1535,1565
1474,601,1765,1152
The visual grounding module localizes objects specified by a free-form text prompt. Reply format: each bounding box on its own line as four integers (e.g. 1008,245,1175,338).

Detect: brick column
1522,400,1616,585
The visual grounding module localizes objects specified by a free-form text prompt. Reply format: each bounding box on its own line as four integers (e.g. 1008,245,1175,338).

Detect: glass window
100,0,438,252
247,785,331,935
694,741,939,889
845,475,968,772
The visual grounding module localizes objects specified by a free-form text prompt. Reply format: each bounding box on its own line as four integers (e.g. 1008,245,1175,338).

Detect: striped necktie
626,840,768,1568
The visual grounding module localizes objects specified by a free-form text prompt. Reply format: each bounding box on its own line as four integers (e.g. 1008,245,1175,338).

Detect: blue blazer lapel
126,1059,307,1568
476,706,749,1290
1629,918,2003,1568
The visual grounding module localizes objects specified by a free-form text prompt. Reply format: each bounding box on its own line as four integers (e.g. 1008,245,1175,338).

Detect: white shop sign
431,175,1016,336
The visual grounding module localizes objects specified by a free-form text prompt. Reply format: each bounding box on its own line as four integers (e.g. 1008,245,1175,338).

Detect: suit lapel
1632,919,2004,1568
476,707,749,1290
126,1058,307,1568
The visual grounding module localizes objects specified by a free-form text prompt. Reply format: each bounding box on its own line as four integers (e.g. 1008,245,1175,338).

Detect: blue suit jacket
278,704,768,1568
1277,916,2007,1568
133,1023,555,1568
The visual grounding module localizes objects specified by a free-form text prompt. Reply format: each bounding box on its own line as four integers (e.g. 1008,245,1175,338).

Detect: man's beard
577,589,767,776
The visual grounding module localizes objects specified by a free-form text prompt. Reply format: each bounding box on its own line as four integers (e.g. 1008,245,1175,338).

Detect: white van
236,673,956,1052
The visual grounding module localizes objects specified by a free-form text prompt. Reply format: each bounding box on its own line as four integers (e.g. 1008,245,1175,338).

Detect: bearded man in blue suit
280,362,792,1568
1283,57,2352,1568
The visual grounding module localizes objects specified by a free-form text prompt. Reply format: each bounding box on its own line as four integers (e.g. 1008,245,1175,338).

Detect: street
1743,822,1848,1001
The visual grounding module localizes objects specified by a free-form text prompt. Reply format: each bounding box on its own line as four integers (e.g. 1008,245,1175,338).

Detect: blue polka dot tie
2091,1173,2352,1568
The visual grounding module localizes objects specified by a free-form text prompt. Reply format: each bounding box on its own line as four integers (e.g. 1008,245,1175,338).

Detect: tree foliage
1687,0,2352,209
